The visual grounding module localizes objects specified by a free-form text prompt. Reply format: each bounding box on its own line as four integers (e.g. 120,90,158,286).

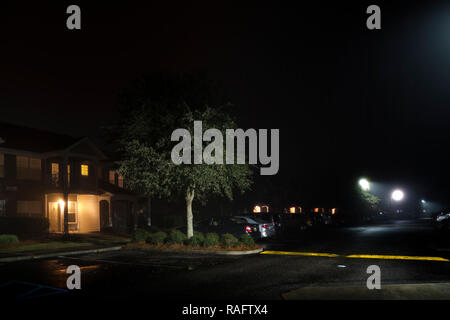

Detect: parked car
234,215,277,239
196,216,262,239
435,211,450,231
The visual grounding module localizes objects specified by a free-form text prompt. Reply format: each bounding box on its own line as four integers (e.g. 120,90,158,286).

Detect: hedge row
132,229,255,249
0,234,20,245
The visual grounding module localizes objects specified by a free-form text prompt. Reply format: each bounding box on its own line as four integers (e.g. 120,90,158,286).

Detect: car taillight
262,224,269,229
245,225,252,233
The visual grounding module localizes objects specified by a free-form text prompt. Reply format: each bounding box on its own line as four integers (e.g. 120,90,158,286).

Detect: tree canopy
111,73,253,237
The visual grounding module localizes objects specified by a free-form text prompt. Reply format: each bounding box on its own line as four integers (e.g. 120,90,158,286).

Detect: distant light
331,208,336,215
289,207,296,214
359,178,370,191
421,199,426,204
391,190,404,201
253,205,261,213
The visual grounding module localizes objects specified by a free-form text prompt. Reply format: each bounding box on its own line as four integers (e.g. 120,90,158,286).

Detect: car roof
234,216,260,223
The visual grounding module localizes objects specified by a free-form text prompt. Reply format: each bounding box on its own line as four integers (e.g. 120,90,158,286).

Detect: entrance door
48,202,63,233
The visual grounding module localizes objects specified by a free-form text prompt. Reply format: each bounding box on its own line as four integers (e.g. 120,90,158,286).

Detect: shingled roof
0,122,82,153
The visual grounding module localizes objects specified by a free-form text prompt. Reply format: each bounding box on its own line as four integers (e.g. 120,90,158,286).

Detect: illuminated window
81,164,89,176
0,154,4,178
314,208,319,213
289,207,296,214
298,207,302,214
253,205,261,213
331,208,336,215
51,163,59,185
109,170,115,184
118,173,124,188
261,205,269,213
16,156,41,180
67,165,71,186
68,201,77,223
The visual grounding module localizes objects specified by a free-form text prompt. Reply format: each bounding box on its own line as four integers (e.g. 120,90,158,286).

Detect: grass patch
0,241,94,253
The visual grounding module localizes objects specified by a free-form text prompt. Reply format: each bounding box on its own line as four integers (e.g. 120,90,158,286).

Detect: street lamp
421,199,426,204
391,189,404,201
359,178,370,191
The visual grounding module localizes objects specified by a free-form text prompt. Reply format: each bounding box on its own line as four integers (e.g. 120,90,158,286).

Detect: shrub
0,217,49,236
220,233,239,248
167,230,186,244
0,234,20,245
203,233,220,247
147,231,167,245
185,231,204,247
239,234,255,248
132,228,150,243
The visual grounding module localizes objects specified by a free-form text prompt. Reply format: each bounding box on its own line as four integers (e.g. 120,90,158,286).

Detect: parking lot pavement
2,220,450,301
60,249,245,270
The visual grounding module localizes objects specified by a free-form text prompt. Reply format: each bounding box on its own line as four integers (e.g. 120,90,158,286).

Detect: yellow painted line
260,251,449,262
345,254,450,262
260,251,339,258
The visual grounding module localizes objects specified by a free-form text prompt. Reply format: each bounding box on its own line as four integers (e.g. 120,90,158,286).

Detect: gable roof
0,122,106,160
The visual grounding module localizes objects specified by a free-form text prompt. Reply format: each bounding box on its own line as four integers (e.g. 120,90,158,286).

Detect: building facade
0,122,147,234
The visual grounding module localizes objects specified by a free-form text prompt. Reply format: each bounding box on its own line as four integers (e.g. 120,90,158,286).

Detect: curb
0,246,123,263
127,247,264,256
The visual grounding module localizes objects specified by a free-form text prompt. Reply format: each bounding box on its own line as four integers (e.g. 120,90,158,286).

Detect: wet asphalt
1,219,450,301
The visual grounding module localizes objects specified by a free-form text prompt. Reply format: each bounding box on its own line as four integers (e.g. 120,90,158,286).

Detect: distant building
253,204,270,213
0,122,147,234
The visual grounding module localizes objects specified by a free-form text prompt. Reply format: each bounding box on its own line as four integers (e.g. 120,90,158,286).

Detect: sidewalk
0,245,123,263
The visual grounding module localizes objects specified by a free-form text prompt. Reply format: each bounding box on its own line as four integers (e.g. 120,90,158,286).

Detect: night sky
1,1,450,207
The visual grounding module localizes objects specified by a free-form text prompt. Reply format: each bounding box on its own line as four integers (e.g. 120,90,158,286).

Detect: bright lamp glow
359,178,370,191
391,190,404,201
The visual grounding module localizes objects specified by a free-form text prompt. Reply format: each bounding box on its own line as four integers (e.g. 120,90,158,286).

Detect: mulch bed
125,242,261,252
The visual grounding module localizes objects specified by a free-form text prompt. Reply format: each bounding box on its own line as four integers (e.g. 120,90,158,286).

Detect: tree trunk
147,196,152,227
185,187,195,238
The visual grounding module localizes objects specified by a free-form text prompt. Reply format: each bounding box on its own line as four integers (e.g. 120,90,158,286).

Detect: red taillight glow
262,224,269,229
245,226,252,233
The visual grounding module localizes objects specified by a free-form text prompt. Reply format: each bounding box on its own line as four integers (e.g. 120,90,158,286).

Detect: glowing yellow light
314,208,319,213
58,200,65,210
331,208,336,215
253,205,261,213
81,164,89,176
289,207,296,214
